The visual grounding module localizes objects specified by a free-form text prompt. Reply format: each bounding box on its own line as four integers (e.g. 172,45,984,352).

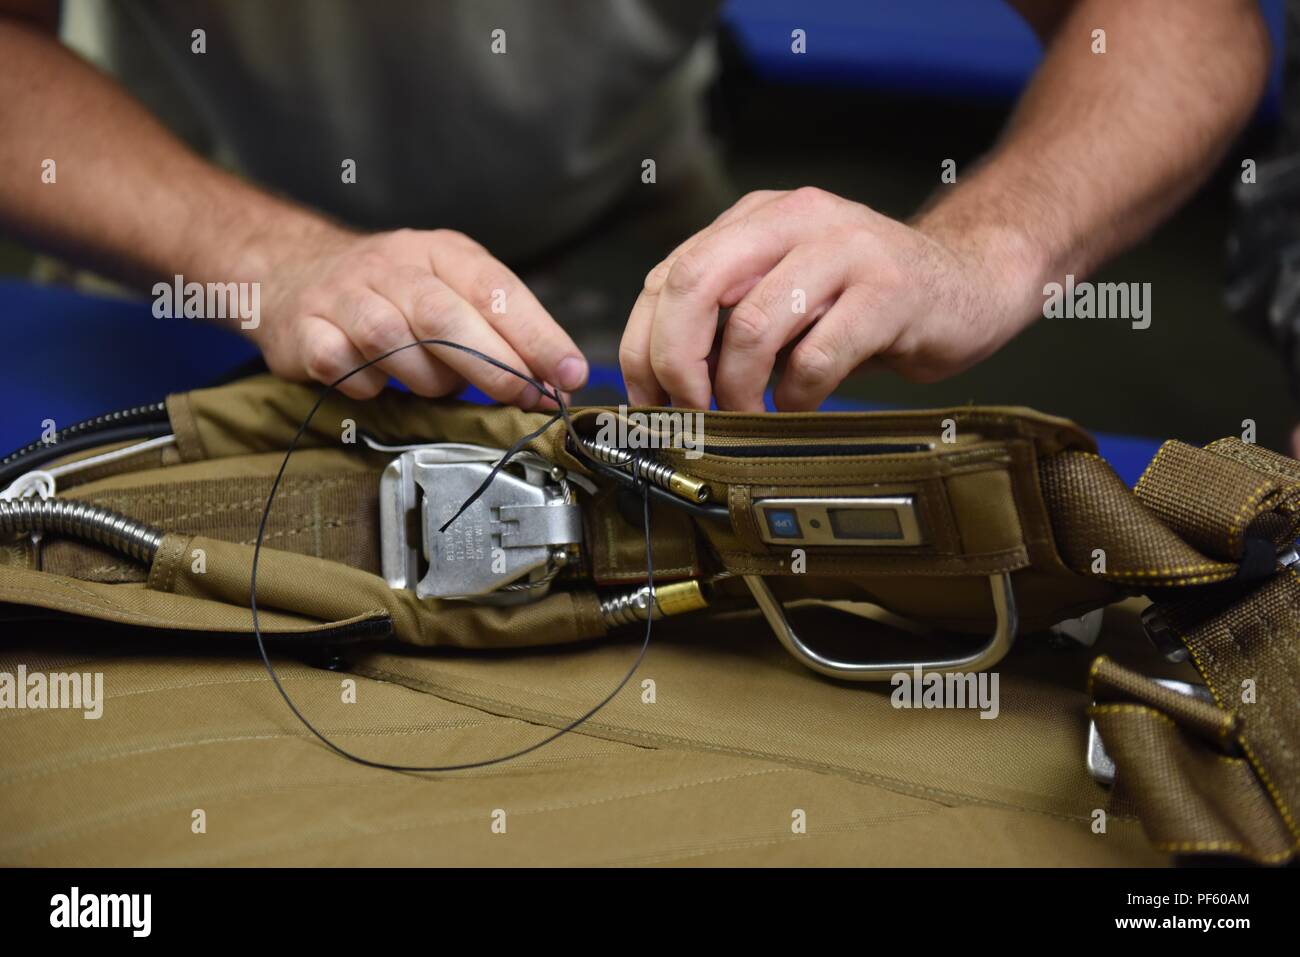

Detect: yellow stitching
1227,478,1274,556
1151,840,1297,863
1176,592,1300,843
1087,703,1178,728
1134,440,1178,497
1099,564,1234,578
1086,696,1190,728
1237,734,1300,843
1085,655,1110,698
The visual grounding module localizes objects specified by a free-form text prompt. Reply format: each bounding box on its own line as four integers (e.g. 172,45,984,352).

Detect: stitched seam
1177,582,1300,844
1134,441,1177,498
357,664,1114,827
1152,839,1293,862
1088,703,1178,727
87,476,361,510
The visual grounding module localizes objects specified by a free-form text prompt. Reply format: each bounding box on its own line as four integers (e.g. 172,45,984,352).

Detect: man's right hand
0,11,587,410
250,226,588,406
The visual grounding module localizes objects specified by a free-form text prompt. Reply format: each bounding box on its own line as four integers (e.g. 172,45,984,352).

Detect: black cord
437,411,564,533
251,338,656,772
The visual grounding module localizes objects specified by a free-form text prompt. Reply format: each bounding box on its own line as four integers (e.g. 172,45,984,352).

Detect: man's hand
253,227,589,405
0,12,589,410
620,187,1021,411
622,0,1271,412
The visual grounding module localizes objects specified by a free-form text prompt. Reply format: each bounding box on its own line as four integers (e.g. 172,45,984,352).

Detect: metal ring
743,572,1018,681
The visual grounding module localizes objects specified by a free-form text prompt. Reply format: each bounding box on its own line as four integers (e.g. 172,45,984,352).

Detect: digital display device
754,496,923,547
827,506,903,540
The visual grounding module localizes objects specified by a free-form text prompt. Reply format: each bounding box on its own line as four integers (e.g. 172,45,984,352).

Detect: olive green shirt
61,0,721,260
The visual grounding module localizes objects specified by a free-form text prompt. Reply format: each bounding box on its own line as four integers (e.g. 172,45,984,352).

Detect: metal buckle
379,444,581,604
742,572,1018,682
1140,606,1189,663
1086,678,1213,785
1048,608,1105,647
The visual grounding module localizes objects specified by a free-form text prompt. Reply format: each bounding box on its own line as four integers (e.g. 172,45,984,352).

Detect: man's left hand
619,187,1026,411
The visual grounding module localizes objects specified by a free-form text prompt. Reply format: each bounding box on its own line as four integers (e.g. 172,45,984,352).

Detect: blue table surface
0,279,1161,485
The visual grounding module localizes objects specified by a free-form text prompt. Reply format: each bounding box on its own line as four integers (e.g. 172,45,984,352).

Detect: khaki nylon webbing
1070,438,1300,863
1137,438,1300,560
34,473,381,583
1039,452,1235,587
1088,657,1294,862
1142,573,1300,861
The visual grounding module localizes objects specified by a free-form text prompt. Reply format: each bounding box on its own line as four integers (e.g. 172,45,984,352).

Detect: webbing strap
34,473,381,582
1039,452,1235,586
1137,438,1300,560
1089,657,1296,862
1071,438,1300,863
1137,572,1300,862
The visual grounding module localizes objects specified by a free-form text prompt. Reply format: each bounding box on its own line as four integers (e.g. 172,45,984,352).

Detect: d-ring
742,573,1018,681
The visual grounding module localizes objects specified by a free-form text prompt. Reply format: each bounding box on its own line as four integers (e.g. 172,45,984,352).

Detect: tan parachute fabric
1,375,1297,864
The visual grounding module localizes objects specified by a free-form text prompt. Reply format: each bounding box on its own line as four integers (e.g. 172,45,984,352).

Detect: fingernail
556,356,587,391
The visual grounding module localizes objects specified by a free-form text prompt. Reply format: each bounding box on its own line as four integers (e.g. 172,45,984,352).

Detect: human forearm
0,12,587,405
620,0,1274,409
0,15,341,288
913,0,1272,325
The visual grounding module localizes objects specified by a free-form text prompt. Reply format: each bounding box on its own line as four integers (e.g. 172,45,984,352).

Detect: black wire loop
250,339,656,772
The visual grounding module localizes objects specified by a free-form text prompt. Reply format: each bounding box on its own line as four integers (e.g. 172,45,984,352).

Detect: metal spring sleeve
582,439,676,490
599,586,660,627
0,498,164,564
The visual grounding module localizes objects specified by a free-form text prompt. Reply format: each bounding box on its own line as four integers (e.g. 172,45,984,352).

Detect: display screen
827,507,903,540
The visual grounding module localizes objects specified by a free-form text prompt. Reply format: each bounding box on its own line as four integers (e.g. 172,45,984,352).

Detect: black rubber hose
0,421,173,488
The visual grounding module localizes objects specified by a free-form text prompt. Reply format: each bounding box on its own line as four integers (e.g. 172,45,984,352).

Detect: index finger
621,191,782,405
431,242,588,394
648,214,798,408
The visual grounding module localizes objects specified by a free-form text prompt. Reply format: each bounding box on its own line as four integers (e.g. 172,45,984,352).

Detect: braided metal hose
0,498,164,564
